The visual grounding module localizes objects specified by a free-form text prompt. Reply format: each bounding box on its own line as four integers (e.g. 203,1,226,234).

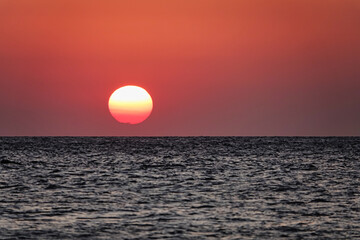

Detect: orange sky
0,0,359,136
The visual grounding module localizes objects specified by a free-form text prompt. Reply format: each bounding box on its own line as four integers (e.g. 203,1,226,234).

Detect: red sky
0,0,359,136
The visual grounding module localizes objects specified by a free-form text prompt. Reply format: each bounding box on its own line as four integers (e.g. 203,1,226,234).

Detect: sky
0,0,359,136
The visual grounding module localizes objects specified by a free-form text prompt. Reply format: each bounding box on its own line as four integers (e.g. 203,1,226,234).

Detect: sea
0,137,359,239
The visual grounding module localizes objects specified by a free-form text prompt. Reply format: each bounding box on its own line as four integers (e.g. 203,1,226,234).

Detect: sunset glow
0,0,359,136
108,86,153,124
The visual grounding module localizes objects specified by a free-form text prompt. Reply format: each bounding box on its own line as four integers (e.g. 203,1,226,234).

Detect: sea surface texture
0,137,359,239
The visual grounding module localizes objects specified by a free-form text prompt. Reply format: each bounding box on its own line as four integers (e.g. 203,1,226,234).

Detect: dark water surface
0,137,359,239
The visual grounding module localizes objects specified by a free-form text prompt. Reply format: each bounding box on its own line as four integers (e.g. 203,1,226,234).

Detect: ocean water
0,137,359,239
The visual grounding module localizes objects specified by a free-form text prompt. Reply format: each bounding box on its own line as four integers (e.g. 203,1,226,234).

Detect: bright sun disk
108,85,153,124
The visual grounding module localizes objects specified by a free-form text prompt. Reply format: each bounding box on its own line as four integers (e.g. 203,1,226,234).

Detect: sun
108,85,153,124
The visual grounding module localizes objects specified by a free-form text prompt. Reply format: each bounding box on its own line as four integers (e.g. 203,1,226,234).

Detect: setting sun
108,86,153,124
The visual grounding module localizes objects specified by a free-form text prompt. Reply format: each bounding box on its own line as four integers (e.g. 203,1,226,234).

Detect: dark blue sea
0,137,359,239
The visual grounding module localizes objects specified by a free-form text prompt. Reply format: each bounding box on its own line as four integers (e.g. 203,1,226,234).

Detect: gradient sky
0,0,359,136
